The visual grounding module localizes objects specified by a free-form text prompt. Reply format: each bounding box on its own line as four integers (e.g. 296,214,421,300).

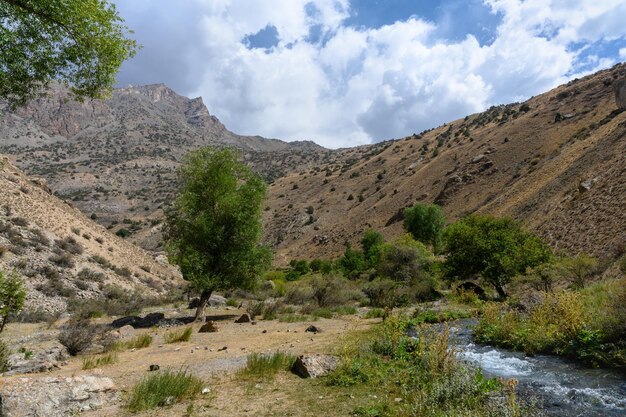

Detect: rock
578,177,599,193
198,321,219,333
235,313,251,323
111,324,135,339
614,79,626,109
305,325,321,333
0,375,117,416
155,253,169,265
209,294,227,307
149,364,160,371
5,344,68,376
291,354,339,378
218,346,227,351
111,312,165,329
471,154,486,163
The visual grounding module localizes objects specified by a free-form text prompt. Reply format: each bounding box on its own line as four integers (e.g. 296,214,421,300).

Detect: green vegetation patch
127,369,204,412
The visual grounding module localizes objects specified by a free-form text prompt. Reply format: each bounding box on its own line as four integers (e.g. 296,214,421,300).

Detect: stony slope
263,64,626,264
0,157,181,312
0,83,329,247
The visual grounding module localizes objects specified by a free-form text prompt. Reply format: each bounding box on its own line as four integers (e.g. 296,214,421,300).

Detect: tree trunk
494,284,507,300
194,289,213,322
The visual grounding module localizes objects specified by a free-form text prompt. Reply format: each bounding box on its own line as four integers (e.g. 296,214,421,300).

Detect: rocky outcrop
291,354,339,378
0,375,117,416
614,79,626,109
199,321,219,333
234,313,251,323
4,345,68,376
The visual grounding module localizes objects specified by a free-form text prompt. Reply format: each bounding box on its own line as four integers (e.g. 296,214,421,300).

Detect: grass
164,327,193,344
277,314,318,323
312,306,357,318
322,316,541,417
237,351,296,380
412,308,473,324
363,308,385,319
82,352,117,370
109,333,153,351
127,369,204,412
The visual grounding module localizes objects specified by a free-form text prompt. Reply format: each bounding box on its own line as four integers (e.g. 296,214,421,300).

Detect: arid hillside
0,157,181,312
1,65,625,265
0,83,330,247
264,64,626,264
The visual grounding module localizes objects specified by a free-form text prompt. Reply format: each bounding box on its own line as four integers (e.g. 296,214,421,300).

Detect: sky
113,0,626,148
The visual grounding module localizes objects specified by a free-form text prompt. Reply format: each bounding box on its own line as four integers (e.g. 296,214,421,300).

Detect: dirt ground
2,306,379,416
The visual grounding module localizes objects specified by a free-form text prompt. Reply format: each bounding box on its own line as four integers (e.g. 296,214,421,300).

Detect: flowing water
448,319,626,417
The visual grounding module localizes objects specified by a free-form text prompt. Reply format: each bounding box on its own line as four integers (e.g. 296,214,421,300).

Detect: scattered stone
578,178,599,193
251,321,257,325
262,330,267,334
291,354,339,378
149,364,160,372
198,321,219,333
305,325,321,333
218,346,227,351
0,376,117,417
235,313,251,323
202,387,211,395
471,154,486,163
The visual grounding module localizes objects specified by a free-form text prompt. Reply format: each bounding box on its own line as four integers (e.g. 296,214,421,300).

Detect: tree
376,234,434,283
164,148,272,320
0,0,138,107
442,215,552,299
403,203,445,252
360,228,384,266
0,269,26,332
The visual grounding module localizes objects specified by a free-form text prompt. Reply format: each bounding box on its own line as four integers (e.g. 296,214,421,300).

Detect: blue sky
114,0,626,148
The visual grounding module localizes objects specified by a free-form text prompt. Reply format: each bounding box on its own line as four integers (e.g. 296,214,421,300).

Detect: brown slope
0,83,328,248
263,64,626,264
0,157,181,313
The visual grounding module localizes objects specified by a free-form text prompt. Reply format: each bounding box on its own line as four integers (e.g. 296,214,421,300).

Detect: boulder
305,325,321,333
198,321,219,333
614,79,626,109
189,295,227,309
291,354,339,378
110,324,135,340
5,344,68,376
0,375,117,416
234,313,251,323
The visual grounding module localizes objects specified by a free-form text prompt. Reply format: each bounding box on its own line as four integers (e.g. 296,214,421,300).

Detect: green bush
0,339,10,372
127,369,204,412
403,203,445,252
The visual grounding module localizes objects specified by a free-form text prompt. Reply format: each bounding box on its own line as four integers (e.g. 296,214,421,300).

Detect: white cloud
116,0,626,148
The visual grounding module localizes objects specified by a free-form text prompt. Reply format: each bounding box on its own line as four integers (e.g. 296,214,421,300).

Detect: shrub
49,252,75,268
0,269,26,332
238,351,295,379
563,254,597,289
376,235,434,283
127,369,204,412
58,319,96,355
77,268,105,282
54,236,83,255
116,228,130,238
164,327,192,344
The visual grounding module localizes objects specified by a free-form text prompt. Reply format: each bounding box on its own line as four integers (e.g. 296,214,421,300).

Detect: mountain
0,83,330,249
1,64,625,266
263,63,626,264
0,157,181,313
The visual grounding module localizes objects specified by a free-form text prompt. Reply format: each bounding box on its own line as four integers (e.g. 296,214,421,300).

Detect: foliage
562,253,597,289
474,282,626,367
164,327,192,344
0,0,138,107
127,369,204,412
443,215,553,298
58,319,95,355
164,147,272,318
403,203,446,252
361,229,384,266
339,243,366,277
237,351,295,379
412,309,473,324
376,234,434,283
518,262,565,292
0,269,26,332
326,317,540,416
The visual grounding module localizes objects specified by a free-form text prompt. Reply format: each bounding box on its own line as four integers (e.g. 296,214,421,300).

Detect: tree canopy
0,0,138,107
403,203,445,252
165,147,272,319
0,269,26,332
442,215,553,298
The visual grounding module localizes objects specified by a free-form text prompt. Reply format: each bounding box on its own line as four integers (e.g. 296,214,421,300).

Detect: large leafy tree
442,215,553,298
0,0,138,107
165,147,272,320
403,203,445,253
